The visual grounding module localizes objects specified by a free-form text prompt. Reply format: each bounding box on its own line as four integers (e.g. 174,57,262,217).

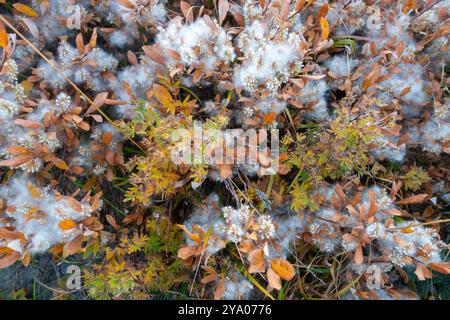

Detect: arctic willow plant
0,0,448,301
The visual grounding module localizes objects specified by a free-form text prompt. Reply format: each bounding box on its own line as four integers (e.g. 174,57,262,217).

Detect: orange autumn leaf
0,20,8,48
177,224,202,244
218,0,230,25
263,112,277,124
49,157,69,170
26,182,41,198
13,3,39,17
22,250,31,267
270,258,295,280
428,262,450,275
402,0,416,14
320,17,329,41
153,83,173,106
102,132,113,144
7,146,31,155
58,219,77,230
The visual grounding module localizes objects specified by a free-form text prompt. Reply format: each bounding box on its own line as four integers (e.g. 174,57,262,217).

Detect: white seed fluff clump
222,271,254,300
112,56,158,118
109,0,167,36
0,174,100,254
156,17,236,72
233,20,302,97
39,41,118,90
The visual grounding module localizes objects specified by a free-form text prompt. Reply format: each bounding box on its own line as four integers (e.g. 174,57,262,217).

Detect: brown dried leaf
317,3,329,20
218,0,230,25
177,244,197,260
14,119,43,129
428,262,450,275
214,279,225,300
180,1,194,23
267,267,282,290
0,154,34,167
105,215,120,230
142,45,166,65
88,28,97,51
414,262,432,281
396,194,428,205
354,244,363,265
49,157,69,170
248,249,266,273
63,234,83,258
102,132,113,145
0,252,20,269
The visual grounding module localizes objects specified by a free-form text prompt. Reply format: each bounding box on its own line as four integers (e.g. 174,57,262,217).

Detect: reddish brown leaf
14,119,43,129
267,267,282,290
396,194,428,205
177,244,197,260
354,244,363,265
218,0,230,25
428,262,450,275
0,252,21,269
63,234,83,258
0,154,34,167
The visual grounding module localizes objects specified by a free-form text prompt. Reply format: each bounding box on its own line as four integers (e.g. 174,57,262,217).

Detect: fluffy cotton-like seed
0,174,99,254
233,20,302,96
156,17,235,72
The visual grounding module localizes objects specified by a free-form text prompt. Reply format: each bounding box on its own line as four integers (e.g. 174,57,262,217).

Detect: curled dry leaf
177,244,197,260
0,252,21,269
218,0,230,25
270,259,295,281
267,267,281,290
63,234,84,258
248,248,266,273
